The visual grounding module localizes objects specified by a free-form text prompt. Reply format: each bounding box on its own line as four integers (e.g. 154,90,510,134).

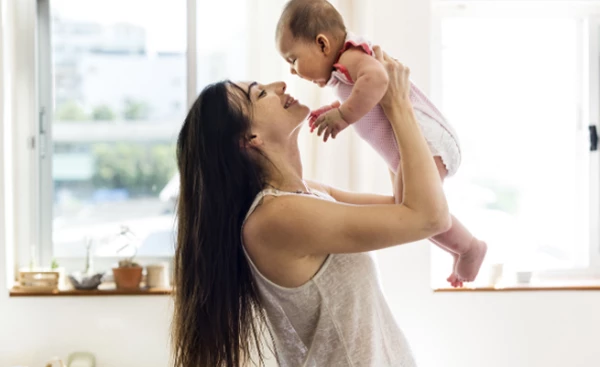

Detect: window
40,0,187,268
431,2,599,286
33,0,265,271
196,0,248,90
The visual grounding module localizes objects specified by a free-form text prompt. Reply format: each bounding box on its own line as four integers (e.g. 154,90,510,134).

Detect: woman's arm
245,48,449,256
306,180,394,205
376,46,448,225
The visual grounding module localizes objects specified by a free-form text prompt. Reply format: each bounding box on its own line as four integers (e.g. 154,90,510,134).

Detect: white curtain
0,0,15,285
274,0,392,194
192,0,391,196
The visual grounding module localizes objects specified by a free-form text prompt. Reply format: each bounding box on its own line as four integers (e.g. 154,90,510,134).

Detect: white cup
488,263,504,287
516,271,533,284
146,263,170,288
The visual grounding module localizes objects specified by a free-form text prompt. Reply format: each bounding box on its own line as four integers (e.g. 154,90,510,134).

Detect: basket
17,270,60,292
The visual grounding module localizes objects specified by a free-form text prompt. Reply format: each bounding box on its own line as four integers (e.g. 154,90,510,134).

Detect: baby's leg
391,157,487,285
429,157,487,283
389,162,460,285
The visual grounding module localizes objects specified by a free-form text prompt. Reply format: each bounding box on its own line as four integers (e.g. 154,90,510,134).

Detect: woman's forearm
383,101,449,228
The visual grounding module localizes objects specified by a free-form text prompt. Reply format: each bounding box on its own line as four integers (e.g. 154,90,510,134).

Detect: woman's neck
263,143,308,193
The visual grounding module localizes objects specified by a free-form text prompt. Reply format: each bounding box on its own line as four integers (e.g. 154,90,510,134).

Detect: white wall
1,1,600,367
0,295,173,366
378,243,600,367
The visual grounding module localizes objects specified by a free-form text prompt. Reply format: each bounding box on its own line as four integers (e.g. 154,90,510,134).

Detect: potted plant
111,226,143,290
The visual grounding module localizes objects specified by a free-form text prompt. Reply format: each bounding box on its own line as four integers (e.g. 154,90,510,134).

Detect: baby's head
276,0,347,87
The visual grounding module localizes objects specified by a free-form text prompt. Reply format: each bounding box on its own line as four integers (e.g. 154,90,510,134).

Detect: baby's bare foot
447,273,463,288
446,254,463,288
455,239,487,282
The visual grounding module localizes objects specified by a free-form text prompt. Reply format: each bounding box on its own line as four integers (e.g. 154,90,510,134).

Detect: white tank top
242,188,417,367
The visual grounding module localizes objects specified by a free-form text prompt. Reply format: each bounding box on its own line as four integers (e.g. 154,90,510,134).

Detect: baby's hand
308,101,341,129
312,108,350,142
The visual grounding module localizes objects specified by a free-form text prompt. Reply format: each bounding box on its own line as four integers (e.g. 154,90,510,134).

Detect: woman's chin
285,103,310,130
298,104,311,118
290,118,308,133
297,108,311,126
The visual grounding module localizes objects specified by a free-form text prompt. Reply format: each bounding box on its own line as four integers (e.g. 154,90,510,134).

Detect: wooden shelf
434,282,600,292
9,286,172,297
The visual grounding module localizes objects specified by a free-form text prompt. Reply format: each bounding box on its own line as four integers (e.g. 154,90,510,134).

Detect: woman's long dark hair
172,81,268,367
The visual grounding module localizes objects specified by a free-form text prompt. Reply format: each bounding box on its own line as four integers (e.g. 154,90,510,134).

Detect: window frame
38,0,53,269
22,0,199,270
431,1,600,277
587,16,600,271
11,0,285,274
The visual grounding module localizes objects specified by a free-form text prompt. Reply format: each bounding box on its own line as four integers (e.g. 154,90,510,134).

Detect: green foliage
123,98,150,121
474,178,520,215
54,100,89,122
92,105,117,121
91,143,176,196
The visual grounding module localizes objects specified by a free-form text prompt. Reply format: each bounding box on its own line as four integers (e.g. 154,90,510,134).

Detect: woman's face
230,81,310,146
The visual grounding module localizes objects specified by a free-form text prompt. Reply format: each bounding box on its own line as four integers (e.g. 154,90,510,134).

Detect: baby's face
277,27,333,88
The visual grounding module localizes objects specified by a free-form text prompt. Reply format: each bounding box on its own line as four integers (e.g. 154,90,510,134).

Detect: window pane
197,0,248,90
50,0,185,258
434,18,588,283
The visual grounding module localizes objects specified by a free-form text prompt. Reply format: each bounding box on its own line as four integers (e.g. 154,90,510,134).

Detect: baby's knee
433,156,448,180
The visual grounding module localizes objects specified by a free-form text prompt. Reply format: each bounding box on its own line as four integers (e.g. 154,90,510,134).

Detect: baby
276,0,487,287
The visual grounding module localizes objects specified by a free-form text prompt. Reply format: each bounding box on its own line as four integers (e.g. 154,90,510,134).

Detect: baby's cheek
298,63,314,78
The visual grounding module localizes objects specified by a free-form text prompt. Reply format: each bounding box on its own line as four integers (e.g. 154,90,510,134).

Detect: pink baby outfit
327,33,461,175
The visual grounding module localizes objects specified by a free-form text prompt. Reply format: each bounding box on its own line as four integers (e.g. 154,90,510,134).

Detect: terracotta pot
112,266,143,290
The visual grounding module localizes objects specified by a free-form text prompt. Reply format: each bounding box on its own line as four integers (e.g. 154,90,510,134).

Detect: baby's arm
311,48,389,141
337,48,389,123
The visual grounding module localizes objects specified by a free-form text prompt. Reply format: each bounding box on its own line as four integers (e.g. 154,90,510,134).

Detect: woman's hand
372,45,411,110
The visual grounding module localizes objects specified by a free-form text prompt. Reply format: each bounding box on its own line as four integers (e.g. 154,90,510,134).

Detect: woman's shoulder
242,191,302,236
242,185,334,248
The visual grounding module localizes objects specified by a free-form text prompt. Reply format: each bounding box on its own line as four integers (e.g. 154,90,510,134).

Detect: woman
172,47,449,367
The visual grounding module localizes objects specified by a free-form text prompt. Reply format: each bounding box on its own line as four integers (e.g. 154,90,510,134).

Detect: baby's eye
259,90,266,98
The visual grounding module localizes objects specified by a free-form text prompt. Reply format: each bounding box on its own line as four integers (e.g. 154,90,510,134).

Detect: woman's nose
265,81,286,95
275,81,286,94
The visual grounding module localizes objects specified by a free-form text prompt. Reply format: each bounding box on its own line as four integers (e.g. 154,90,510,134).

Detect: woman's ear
316,34,331,56
246,134,263,148
240,134,259,149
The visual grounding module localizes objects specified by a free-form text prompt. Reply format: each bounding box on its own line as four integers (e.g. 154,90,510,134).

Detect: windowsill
9,283,172,297
434,279,600,292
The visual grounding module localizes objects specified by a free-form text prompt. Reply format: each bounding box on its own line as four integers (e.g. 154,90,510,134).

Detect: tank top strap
243,188,300,223
244,187,335,223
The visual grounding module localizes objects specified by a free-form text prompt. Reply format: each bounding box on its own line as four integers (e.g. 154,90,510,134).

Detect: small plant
111,225,144,290
51,258,60,270
115,225,140,268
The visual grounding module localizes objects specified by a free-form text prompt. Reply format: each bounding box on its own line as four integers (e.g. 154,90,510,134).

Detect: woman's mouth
284,96,297,108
